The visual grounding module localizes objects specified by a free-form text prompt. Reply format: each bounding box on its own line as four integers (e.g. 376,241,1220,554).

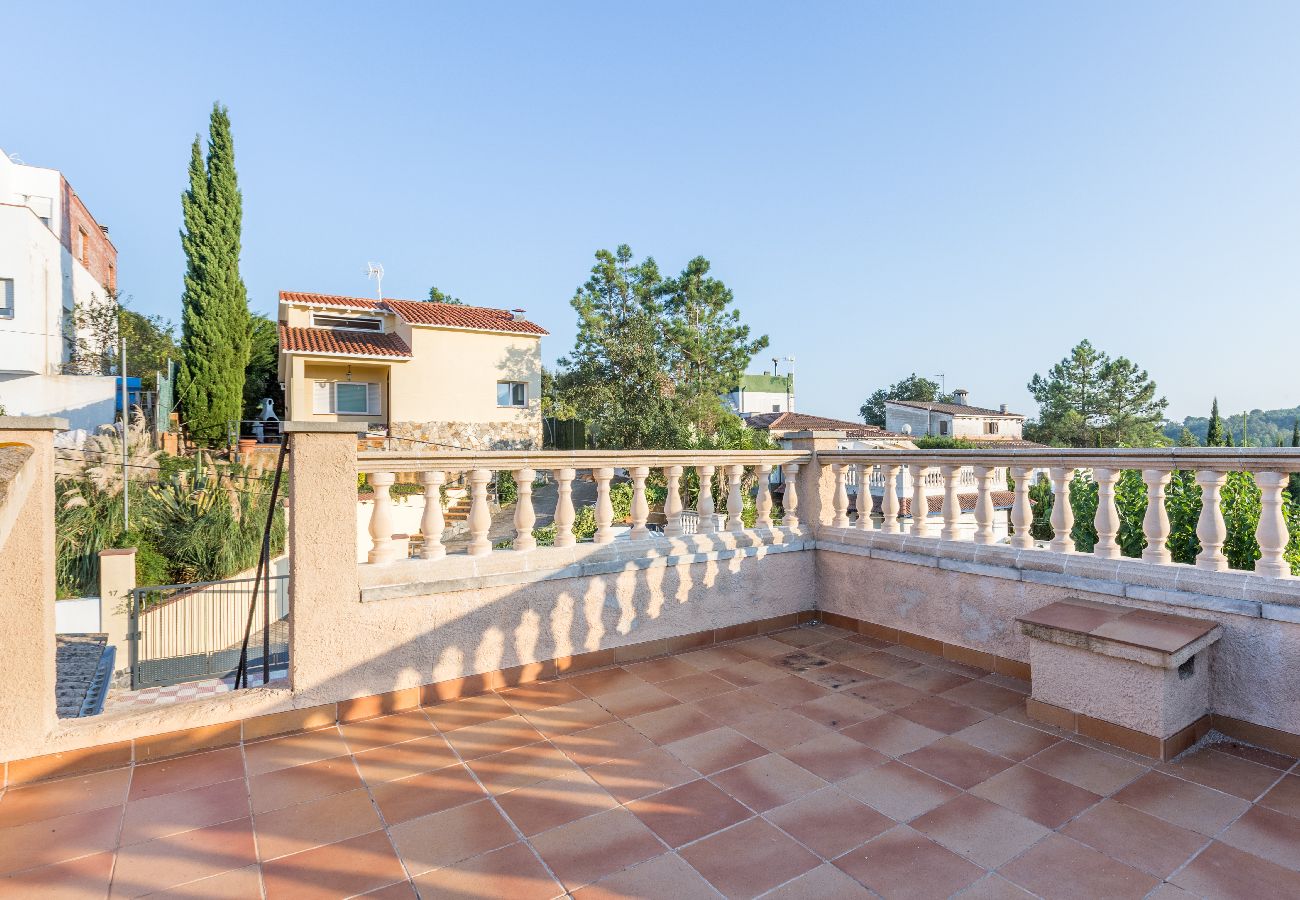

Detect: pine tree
1178,427,1198,447
1206,398,1224,447
178,103,250,444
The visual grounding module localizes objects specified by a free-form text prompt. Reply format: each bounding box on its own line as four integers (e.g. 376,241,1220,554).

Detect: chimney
509,309,527,321
953,389,969,406
999,403,1008,414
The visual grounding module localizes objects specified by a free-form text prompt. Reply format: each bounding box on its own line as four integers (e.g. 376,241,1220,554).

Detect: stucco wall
288,360,395,424
392,323,541,427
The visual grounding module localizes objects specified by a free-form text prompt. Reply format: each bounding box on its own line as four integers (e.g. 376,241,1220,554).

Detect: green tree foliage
1178,427,1199,447
178,103,251,444
68,291,177,391
1168,401,1300,447
242,314,284,419
859,374,952,427
427,286,464,305
1026,340,1168,447
1205,398,1225,447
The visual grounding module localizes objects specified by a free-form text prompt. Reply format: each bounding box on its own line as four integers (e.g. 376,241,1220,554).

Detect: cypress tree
1292,419,1299,448
1205,397,1224,447
178,103,250,444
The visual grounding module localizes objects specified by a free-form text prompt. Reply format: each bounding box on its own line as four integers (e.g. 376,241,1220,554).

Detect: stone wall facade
389,419,542,451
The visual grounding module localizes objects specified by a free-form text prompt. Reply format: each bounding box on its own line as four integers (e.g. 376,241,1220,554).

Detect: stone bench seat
1017,598,1222,760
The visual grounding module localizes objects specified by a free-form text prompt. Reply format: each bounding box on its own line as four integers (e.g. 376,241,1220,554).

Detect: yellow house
277,291,547,449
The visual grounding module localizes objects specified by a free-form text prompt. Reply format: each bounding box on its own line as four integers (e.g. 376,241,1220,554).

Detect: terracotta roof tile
745,412,906,439
279,291,383,311
279,324,413,359
278,291,548,336
888,399,1024,418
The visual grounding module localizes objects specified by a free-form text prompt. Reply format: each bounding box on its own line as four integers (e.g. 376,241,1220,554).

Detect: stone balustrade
819,448,1300,579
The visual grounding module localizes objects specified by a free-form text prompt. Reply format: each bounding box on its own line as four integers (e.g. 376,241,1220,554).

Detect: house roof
733,373,793,393
960,438,1049,449
745,412,906,440
279,291,548,336
887,399,1024,418
279,324,414,359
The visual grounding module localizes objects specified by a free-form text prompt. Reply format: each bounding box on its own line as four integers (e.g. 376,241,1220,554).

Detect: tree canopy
68,290,176,391
860,374,952,427
242,313,284,419
427,286,464,305
1026,339,1168,447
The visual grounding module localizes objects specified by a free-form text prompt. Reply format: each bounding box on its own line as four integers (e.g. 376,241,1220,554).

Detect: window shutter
312,381,332,414
367,382,381,415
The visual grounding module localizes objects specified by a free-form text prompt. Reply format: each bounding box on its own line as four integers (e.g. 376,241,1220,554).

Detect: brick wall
60,177,117,292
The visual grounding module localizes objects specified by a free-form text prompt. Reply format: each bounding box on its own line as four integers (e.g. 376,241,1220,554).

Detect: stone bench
1017,597,1221,760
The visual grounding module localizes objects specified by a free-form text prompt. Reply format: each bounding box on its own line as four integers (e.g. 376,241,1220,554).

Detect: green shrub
496,471,518,505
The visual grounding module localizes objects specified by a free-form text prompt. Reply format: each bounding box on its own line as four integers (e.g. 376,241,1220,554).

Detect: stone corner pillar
98,548,137,664
784,430,845,532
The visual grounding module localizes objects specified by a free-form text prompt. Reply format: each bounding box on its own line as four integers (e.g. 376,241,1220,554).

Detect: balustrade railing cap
785,430,848,438
0,416,69,431
282,421,367,434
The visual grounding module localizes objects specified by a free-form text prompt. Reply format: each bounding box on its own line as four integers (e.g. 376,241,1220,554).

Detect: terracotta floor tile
339,710,436,752
120,777,250,846
770,650,836,676
111,817,257,898
747,675,833,708
254,787,382,860
971,763,1101,828
801,662,878,692
939,679,1024,713
1061,799,1206,878
1023,738,1148,795
910,793,1049,869
794,691,882,730
957,873,1037,900
716,659,790,688
842,713,944,757
1171,840,1300,898
566,666,650,698
664,727,768,775
954,716,1061,762
625,656,700,683
142,865,264,899
441,714,545,760
354,734,458,783
128,746,246,800
1212,740,1296,771
248,754,363,814
494,769,618,836
359,879,417,899
676,645,753,671
586,747,698,803
626,779,751,847
765,787,893,859
1220,804,1300,872
999,833,1161,900
244,728,350,777
466,740,581,794
1259,773,1300,819
1112,770,1251,836
552,721,656,768
596,683,680,719
763,861,875,899
731,635,796,658
730,708,832,752
770,628,835,649
530,807,664,890
837,760,961,822
680,816,819,898
833,824,984,899
0,805,122,876
411,841,563,900
0,850,115,899
1158,747,1281,801
0,767,130,828
572,852,718,899
894,665,972,695
816,638,881,666
853,652,923,679
847,678,928,712
262,829,406,900
656,671,736,703
900,736,1015,790
388,797,517,875
523,698,616,739
779,732,887,782
498,680,587,714
690,689,779,725
368,762,485,825
895,696,990,734
626,703,719,745
425,692,517,731
710,753,827,812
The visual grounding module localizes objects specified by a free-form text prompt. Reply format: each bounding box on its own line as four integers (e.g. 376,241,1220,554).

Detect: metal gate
128,575,289,689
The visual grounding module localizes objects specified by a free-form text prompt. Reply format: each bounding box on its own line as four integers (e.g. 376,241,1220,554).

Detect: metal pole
121,336,129,528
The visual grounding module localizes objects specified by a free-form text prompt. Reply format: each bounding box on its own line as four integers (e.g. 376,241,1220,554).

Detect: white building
884,389,1027,443
0,149,119,431
724,373,795,416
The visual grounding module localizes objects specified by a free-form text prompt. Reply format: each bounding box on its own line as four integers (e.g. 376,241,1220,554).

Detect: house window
497,382,527,407
312,313,383,332
0,278,13,318
313,381,380,416
938,420,949,436
772,404,781,412
78,228,89,266
985,421,999,435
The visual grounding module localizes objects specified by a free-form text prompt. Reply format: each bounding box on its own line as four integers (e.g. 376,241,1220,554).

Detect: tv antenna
365,262,384,299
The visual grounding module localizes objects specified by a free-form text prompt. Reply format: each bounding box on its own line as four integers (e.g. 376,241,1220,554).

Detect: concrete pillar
282,422,363,697
784,431,843,532
98,548,136,670
0,417,66,762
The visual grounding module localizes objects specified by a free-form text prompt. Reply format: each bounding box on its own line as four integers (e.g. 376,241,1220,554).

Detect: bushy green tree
1026,340,1167,447
860,374,952,427
1205,398,1225,447
242,314,284,419
68,290,177,391
427,286,464,305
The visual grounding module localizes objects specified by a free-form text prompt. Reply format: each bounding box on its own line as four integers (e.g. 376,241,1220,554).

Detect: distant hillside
1166,405,1300,447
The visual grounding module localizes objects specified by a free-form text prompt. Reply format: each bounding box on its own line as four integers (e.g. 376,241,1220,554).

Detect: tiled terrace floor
3,624,1299,899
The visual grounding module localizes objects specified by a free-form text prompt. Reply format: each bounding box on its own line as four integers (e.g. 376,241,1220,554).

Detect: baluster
418,470,446,559
973,465,996,545
697,465,717,533
629,466,650,539
880,463,902,533
367,471,396,564
1139,468,1171,564
1255,471,1291,578
1048,467,1075,553
594,467,615,544
856,463,873,530
940,464,963,541
467,468,493,556
782,463,800,527
1092,468,1121,559
1194,470,1228,571
513,468,536,551
553,467,576,548
911,464,934,537
726,464,745,533
1010,466,1034,549
663,465,684,537
755,464,774,529
831,463,850,528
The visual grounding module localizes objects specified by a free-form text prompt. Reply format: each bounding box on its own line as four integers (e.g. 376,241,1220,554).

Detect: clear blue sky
6,2,1299,422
